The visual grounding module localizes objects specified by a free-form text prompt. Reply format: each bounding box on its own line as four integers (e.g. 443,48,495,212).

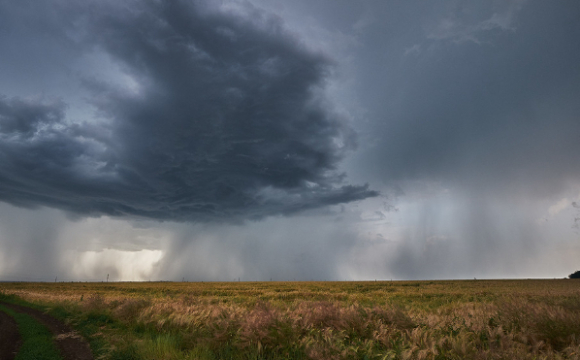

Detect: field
1,279,580,359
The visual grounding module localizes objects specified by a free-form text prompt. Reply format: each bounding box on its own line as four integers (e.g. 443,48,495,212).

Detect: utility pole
107,274,109,282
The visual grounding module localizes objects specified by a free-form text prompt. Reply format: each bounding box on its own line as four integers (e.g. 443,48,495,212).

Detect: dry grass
2,280,580,359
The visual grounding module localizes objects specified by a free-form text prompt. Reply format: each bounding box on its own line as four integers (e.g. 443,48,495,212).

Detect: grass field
1,279,580,359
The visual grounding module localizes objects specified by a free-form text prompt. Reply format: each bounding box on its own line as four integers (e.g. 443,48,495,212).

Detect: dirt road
0,302,93,360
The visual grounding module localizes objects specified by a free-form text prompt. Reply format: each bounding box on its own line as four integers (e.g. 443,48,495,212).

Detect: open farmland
1,280,580,359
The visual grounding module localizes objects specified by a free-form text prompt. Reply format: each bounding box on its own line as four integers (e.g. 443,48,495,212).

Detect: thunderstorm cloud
0,0,376,222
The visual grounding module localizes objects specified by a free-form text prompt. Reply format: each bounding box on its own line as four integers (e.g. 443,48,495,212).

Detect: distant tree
569,270,580,279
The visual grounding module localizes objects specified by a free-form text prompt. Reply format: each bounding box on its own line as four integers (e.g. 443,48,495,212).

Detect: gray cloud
0,97,65,136
0,0,376,222
352,1,580,199
426,0,526,43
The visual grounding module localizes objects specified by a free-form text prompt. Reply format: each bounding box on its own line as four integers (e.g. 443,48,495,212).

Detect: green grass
0,304,62,360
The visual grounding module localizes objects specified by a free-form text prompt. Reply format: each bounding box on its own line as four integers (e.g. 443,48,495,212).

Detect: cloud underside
0,1,376,222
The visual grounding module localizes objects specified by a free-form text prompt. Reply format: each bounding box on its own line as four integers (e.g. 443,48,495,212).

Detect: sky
1,0,579,281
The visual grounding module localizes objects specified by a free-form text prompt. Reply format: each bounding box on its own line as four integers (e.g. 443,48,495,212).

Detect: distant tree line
569,271,580,279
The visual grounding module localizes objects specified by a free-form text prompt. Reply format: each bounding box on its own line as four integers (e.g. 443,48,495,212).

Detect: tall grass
69,293,580,359
2,280,580,359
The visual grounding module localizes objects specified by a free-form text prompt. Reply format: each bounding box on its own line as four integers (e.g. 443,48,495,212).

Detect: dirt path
0,302,93,360
0,309,21,360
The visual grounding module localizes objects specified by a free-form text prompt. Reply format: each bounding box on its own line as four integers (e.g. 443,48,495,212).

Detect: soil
0,302,93,360
0,309,21,360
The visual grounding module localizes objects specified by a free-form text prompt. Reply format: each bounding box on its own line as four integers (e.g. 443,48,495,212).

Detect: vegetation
569,270,580,279
1,280,580,359
0,304,63,360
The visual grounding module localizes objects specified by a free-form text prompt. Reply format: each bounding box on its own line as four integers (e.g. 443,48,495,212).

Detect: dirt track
0,302,93,360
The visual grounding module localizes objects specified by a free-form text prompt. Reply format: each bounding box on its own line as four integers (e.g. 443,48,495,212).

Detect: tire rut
0,309,21,360
0,302,93,360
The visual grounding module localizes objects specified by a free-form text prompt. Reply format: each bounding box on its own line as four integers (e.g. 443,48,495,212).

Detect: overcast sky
1,0,579,281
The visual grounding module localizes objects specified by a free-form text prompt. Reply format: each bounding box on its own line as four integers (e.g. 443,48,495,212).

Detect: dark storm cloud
0,0,376,222
0,96,66,136
0,96,110,210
